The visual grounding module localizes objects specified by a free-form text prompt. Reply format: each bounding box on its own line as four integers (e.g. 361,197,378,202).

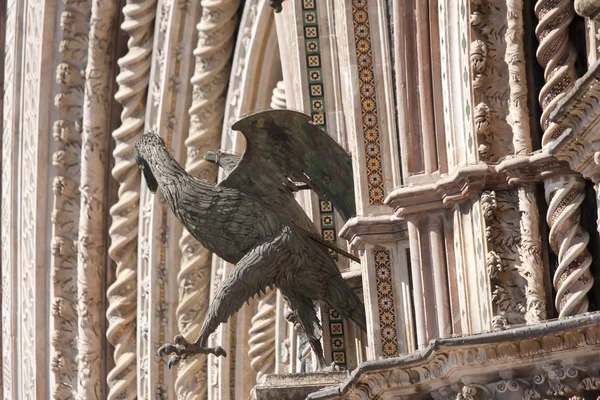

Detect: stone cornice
549,60,600,182
384,153,571,217
308,312,600,399
339,215,408,252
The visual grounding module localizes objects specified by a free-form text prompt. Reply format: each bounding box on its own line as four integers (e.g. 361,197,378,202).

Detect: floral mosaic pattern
352,0,385,205
328,308,347,370
319,199,338,259
374,250,398,357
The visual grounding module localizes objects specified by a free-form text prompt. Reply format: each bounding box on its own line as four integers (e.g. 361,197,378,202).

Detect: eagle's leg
157,334,226,369
285,294,339,372
158,230,286,368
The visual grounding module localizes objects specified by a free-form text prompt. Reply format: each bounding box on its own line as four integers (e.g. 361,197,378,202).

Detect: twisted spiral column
535,0,594,317
270,80,286,109
545,177,594,316
174,1,239,399
248,288,277,382
535,0,578,143
106,0,156,399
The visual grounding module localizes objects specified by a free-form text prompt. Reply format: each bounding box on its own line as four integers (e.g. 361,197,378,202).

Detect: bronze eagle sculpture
134,109,366,370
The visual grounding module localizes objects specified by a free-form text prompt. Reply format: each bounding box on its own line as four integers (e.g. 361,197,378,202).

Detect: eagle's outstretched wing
216,109,356,226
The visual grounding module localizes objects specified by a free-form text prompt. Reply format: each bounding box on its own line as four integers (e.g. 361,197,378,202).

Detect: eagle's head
134,131,166,194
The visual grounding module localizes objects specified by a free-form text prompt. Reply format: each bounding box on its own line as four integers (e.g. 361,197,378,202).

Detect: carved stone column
50,0,90,397
210,1,280,397
508,0,551,324
106,0,156,399
248,288,277,381
174,1,239,399
535,0,593,317
137,0,202,396
544,60,600,314
77,0,119,397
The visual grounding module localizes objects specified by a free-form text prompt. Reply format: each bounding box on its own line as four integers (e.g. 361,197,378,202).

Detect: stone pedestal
249,372,349,400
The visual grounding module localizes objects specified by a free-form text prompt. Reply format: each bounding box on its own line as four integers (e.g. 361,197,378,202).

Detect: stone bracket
339,216,407,253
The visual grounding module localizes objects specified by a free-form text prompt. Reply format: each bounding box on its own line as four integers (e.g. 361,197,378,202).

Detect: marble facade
2,0,600,399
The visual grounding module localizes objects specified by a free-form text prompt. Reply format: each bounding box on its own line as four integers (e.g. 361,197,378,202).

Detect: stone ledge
308,312,600,399
250,372,350,400
338,215,407,252
384,152,571,217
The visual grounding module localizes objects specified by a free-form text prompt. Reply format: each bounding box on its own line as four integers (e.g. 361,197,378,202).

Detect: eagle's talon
314,360,339,372
213,345,227,357
168,355,181,369
174,334,189,346
158,343,182,358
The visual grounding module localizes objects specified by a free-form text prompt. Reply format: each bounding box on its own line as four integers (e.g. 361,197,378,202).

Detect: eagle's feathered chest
161,178,284,264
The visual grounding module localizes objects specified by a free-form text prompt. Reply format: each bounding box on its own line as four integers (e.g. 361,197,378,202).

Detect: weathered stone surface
250,372,349,400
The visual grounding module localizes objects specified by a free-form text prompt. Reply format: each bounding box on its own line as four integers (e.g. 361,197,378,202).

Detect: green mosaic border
302,0,347,369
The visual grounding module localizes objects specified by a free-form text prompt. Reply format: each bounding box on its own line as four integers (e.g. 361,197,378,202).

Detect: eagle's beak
139,159,158,193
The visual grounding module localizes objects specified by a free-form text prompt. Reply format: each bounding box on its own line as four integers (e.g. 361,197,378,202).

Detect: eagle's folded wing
217,109,356,225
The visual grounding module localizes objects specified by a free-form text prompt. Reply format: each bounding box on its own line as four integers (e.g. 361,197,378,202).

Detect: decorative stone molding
2,0,23,397
517,184,548,324
384,153,571,217
482,190,529,329
174,0,239,398
77,0,119,397
18,0,57,394
250,372,349,400
137,0,201,396
481,185,547,329
49,0,90,397
106,0,156,398
470,0,514,161
306,313,600,399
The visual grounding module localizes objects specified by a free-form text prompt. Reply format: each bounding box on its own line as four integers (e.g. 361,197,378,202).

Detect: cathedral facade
2,0,600,398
